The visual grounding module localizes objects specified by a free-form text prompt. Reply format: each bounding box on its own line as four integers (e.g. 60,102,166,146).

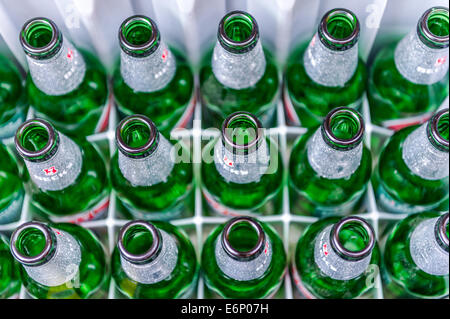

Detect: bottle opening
428,108,449,152
10,222,55,266
119,15,160,57
15,119,58,162
418,7,449,48
330,216,375,261
322,107,364,150
222,111,263,154
435,213,449,252
116,115,159,158
118,220,162,264
218,11,259,53
319,8,360,51
20,17,62,59
221,217,265,261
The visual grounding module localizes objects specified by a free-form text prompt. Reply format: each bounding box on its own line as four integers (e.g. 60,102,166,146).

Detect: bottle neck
118,221,178,284
11,223,81,287
409,215,449,276
215,217,272,281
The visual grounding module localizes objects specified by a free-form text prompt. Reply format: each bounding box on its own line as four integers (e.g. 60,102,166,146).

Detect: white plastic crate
0,0,448,299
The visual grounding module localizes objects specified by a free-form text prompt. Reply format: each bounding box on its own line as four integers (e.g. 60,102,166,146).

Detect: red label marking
162,49,168,62
436,57,446,66
67,49,73,60
223,156,233,167
323,243,329,256
43,166,58,176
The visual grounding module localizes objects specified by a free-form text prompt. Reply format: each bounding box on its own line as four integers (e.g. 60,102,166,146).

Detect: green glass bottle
368,7,449,129
15,118,109,223
112,220,198,298
0,54,27,140
113,15,195,137
10,221,108,299
201,111,283,217
285,8,366,128
0,235,21,299
200,11,279,128
289,107,372,217
110,115,193,220
0,144,24,224
293,216,380,299
20,17,109,137
201,216,286,298
373,108,449,214
383,212,449,298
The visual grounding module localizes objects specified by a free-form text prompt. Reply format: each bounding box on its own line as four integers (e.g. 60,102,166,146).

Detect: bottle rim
218,10,259,54
330,216,375,261
221,216,266,261
15,118,59,162
117,220,162,264
318,8,360,51
20,17,62,60
435,213,449,253
118,15,160,57
321,107,365,150
116,114,160,158
427,108,449,152
221,111,264,154
417,6,449,49
10,221,56,266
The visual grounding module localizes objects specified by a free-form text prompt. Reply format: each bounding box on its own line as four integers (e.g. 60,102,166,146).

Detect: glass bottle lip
20,17,63,60
417,6,449,49
218,10,260,54
221,216,266,261
117,220,162,264
116,114,160,158
435,213,449,253
10,221,56,266
221,111,264,154
119,15,160,57
321,107,365,151
330,216,375,261
318,8,360,51
15,118,59,163
427,108,449,152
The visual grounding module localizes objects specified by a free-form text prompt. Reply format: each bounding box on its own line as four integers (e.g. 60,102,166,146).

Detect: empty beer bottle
368,7,449,129
285,8,366,128
15,119,109,223
200,11,279,128
112,220,198,298
201,216,286,298
10,221,108,299
293,216,380,299
114,15,195,137
201,111,282,217
110,115,193,220
0,54,27,140
20,17,109,137
383,212,449,298
0,144,24,224
0,235,20,299
289,107,371,217
373,108,449,214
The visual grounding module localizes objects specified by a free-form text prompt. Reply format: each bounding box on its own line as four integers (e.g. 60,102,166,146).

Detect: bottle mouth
118,220,162,264
116,114,159,158
10,221,56,266
330,216,375,261
427,108,449,152
20,17,62,60
15,118,59,162
221,216,266,261
221,111,264,154
417,7,449,49
119,15,160,57
318,8,360,51
435,213,449,253
218,10,259,54
321,107,364,150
